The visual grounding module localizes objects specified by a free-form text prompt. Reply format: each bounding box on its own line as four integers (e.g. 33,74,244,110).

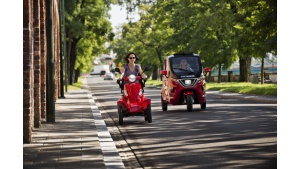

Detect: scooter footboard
142,98,151,109
117,100,127,110
117,98,151,113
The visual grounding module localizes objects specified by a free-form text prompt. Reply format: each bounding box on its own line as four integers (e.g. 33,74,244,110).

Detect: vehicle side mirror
160,70,167,75
204,67,211,76
115,67,121,73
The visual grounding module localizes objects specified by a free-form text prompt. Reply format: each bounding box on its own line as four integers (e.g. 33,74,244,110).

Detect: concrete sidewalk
23,78,125,169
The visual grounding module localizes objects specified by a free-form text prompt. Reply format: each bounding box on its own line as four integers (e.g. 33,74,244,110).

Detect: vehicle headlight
128,74,136,82
185,80,191,85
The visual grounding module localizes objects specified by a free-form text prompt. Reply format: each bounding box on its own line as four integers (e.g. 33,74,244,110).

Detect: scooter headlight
128,74,136,82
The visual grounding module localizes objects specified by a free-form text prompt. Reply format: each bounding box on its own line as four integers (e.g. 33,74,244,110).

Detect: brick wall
33,0,41,128
54,0,60,100
23,0,61,143
23,0,34,143
40,0,46,119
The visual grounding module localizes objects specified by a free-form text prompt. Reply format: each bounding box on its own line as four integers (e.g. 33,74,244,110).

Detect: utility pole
46,0,55,122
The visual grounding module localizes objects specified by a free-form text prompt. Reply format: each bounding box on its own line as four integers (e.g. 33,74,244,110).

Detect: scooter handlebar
116,79,121,84
117,75,146,84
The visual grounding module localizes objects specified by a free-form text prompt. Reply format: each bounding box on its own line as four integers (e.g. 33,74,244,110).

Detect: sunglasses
129,57,136,59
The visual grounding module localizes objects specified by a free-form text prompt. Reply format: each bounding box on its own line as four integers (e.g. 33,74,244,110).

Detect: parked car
100,70,106,76
104,72,114,80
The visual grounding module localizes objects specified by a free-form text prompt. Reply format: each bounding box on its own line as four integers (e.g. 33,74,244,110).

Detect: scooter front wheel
146,104,152,123
118,105,123,125
187,95,193,112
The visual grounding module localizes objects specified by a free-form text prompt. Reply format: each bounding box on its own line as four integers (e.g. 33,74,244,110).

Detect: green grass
67,77,277,96
67,76,83,91
205,82,277,96
146,79,163,86
146,79,277,96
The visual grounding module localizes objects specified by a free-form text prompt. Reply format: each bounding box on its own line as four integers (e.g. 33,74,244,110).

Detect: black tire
187,95,193,112
146,104,152,123
118,105,123,125
161,94,168,111
201,101,206,109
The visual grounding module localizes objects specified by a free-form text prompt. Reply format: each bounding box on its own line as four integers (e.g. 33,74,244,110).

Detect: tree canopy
109,0,277,81
64,0,114,83
64,0,277,82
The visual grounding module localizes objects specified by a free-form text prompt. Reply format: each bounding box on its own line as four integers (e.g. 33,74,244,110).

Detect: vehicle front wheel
187,95,193,112
161,94,168,111
118,105,123,125
201,101,206,109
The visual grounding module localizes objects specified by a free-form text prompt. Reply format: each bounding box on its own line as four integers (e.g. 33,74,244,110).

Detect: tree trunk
74,69,80,83
239,57,251,82
207,71,212,82
66,36,71,86
155,48,164,81
152,64,158,80
260,57,264,84
218,62,221,83
68,38,79,85
69,43,76,84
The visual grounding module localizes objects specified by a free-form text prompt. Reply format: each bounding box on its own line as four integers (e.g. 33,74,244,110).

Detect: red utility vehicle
115,67,152,125
160,53,210,112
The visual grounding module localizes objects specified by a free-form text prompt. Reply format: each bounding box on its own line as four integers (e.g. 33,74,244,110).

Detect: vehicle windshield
170,56,202,76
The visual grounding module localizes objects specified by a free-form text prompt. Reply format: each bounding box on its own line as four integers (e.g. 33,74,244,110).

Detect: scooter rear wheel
187,95,193,112
118,105,123,125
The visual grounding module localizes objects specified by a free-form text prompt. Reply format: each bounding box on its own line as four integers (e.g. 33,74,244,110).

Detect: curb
83,77,126,169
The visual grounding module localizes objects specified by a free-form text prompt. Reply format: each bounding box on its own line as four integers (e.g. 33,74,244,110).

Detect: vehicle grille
178,78,198,87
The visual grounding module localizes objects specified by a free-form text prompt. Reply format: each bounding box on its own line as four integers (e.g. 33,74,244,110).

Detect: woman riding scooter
115,52,151,125
118,52,147,81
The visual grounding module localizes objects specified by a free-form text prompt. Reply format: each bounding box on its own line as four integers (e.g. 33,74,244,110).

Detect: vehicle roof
165,52,200,59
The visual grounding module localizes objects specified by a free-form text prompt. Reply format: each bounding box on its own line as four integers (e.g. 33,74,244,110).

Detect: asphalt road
86,75,277,169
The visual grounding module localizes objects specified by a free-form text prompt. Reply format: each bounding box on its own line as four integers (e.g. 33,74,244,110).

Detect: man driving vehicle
179,58,190,70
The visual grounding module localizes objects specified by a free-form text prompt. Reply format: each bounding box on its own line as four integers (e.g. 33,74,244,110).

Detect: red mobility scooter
115,67,152,125
160,53,210,112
